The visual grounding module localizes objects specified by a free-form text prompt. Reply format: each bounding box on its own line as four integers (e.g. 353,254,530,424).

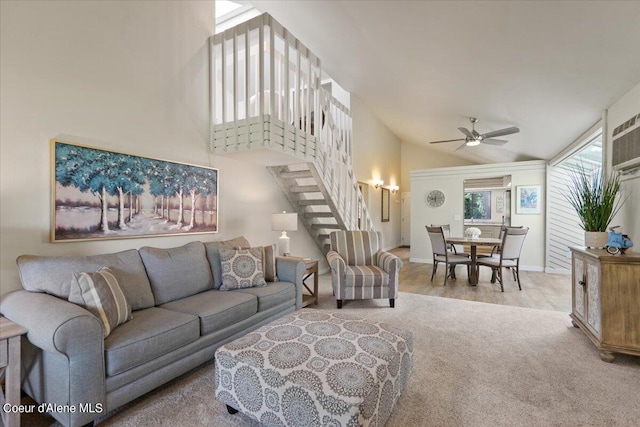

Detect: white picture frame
516,185,541,214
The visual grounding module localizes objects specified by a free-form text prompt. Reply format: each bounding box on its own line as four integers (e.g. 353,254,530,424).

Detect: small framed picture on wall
381,188,390,222
516,185,541,214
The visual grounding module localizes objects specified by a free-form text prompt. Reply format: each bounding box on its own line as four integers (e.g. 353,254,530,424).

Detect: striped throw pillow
261,244,279,282
69,267,132,337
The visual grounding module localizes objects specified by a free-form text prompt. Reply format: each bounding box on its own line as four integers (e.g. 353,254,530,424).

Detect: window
215,0,261,34
464,191,491,220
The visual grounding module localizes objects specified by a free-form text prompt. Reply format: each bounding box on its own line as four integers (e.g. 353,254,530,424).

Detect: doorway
401,192,411,246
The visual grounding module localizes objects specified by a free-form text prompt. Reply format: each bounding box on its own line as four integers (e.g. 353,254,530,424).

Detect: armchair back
329,231,383,266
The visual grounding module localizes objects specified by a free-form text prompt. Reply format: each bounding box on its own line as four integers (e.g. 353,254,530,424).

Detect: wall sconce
374,179,384,189
389,185,399,194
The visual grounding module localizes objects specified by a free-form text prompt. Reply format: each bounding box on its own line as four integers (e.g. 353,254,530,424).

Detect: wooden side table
301,259,319,307
1,317,28,427
286,257,319,307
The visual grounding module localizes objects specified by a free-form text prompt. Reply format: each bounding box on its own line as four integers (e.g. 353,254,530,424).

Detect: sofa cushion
233,281,295,312
104,307,199,377
139,241,213,305
203,236,251,289
69,267,132,337
219,247,267,290
16,249,155,310
159,289,257,336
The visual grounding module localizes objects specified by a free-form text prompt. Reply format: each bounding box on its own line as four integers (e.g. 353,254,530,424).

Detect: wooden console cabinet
570,247,640,362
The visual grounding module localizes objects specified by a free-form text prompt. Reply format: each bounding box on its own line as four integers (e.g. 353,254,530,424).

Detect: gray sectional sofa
0,237,306,427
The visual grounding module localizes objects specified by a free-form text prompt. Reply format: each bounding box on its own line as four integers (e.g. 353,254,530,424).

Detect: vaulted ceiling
248,0,640,164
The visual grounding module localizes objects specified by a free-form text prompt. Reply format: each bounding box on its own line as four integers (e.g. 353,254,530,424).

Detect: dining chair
477,227,529,292
426,226,471,286
430,224,469,257
482,225,525,280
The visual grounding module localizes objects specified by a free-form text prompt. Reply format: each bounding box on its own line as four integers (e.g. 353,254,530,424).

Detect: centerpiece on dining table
465,227,482,240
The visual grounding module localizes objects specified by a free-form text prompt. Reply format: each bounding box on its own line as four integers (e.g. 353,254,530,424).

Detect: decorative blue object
605,226,634,255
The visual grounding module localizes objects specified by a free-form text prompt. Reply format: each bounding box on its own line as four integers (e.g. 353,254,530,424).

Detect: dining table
446,236,502,285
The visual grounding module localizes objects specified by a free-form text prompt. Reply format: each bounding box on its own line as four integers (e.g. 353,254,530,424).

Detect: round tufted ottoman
214,309,413,426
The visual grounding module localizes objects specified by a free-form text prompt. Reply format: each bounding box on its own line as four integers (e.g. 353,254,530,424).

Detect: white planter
585,231,608,248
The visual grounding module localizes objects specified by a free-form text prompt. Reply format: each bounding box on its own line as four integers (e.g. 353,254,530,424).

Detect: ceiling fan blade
429,138,466,144
454,142,468,151
481,126,520,139
482,139,508,146
458,127,474,138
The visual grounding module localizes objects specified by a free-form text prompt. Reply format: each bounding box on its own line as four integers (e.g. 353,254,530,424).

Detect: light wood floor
392,247,572,312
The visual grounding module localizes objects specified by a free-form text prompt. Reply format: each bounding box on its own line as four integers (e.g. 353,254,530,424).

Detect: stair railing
317,88,373,231
210,12,373,231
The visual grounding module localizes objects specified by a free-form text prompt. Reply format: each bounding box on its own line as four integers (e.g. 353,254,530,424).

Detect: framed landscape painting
516,185,541,214
52,140,218,242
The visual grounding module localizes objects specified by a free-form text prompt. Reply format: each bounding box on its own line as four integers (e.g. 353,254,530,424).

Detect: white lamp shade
271,212,298,231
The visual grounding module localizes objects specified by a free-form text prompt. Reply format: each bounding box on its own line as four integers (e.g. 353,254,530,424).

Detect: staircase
268,163,344,254
210,13,374,254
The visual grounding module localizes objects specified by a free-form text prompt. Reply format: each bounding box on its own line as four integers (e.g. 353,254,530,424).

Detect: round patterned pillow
219,247,267,290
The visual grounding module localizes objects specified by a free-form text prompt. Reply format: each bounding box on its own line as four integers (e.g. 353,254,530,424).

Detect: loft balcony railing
210,13,372,231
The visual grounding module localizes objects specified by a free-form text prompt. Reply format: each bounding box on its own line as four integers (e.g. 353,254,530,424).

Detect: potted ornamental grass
564,166,626,248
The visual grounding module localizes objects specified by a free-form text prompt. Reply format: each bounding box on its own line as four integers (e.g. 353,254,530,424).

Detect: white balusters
211,13,373,232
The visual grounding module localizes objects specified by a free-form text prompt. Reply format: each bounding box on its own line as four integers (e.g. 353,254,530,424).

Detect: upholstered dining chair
430,224,468,257
477,227,529,292
483,225,525,280
326,231,403,309
426,226,471,286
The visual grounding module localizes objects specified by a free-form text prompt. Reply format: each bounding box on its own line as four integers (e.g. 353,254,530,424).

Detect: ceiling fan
429,117,520,151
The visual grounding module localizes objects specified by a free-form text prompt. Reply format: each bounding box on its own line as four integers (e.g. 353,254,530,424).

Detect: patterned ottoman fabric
214,309,413,426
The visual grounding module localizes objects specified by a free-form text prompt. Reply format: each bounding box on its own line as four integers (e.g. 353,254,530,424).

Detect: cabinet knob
579,279,586,287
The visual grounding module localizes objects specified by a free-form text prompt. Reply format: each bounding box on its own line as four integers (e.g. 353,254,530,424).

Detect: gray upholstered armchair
326,231,403,308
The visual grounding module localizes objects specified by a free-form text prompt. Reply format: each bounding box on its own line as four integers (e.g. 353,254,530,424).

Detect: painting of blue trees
52,140,218,241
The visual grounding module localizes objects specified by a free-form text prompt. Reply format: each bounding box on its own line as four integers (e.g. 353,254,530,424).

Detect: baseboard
545,268,571,275
383,244,402,252
519,265,544,272
409,258,544,272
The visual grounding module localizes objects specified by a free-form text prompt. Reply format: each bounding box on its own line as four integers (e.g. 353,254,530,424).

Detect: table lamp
271,211,298,256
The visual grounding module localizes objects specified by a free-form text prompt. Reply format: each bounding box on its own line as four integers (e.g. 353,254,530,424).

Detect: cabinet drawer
0,338,7,368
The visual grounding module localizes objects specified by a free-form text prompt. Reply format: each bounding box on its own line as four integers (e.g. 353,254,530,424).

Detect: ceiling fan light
466,139,481,147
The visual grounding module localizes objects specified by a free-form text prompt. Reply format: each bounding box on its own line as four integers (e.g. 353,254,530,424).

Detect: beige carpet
25,291,640,427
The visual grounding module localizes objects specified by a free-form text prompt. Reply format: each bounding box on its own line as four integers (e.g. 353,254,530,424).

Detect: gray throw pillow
219,247,267,290
203,236,251,289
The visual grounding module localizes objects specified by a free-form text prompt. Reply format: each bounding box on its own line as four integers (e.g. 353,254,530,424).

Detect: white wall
351,95,402,250
410,161,547,270
606,82,640,244
401,141,476,192
0,0,323,298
